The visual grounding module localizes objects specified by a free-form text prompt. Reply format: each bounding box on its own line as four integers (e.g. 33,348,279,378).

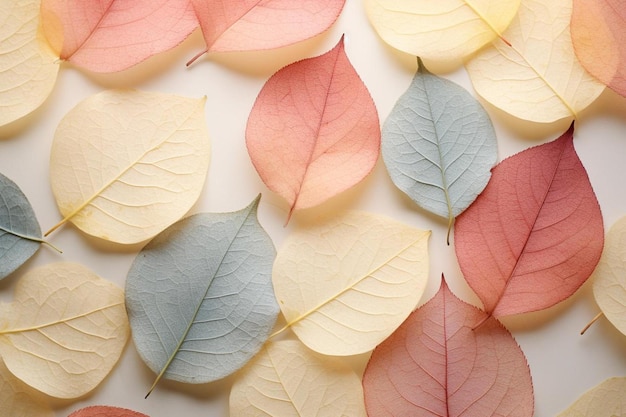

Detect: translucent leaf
0,361,53,417
0,0,59,126
557,377,626,417
230,340,366,417
69,406,149,417
364,0,520,61
272,211,430,356
382,61,497,239
125,196,278,395
47,90,211,244
0,262,129,399
465,0,604,122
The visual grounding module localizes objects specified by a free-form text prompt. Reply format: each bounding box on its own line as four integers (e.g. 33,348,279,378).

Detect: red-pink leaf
41,0,198,72
246,37,380,221
363,278,533,417
68,406,149,417
454,123,604,317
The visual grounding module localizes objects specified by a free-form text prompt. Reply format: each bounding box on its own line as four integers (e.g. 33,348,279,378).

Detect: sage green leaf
125,195,278,396
382,61,497,239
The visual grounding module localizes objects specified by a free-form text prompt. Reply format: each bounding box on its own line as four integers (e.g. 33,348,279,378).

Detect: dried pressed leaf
0,361,53,417
557,377,626,417
69,405,149,417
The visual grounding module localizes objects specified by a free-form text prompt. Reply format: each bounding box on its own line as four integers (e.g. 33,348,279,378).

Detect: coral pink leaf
246,37,380,221
454,123,604,317
69,406,149,417
40,0,199,72
363,277,534,417
571,0,626,98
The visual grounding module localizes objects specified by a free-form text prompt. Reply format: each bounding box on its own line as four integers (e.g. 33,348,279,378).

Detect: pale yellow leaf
465,0,604,123
557,377,626,416
0,360,53,417
0,262,129,399
229,340,366,417
47,90,211,244
364,0,520,61
592,216,626,336
0,0,59,127
272,211,430,356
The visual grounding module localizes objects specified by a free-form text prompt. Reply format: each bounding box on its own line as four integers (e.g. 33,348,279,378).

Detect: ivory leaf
557,377,626,416
0,361,53,417
272,211,430,356
48,90,210,244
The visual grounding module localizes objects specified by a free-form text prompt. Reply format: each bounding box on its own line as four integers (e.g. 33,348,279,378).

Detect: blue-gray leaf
382,61,497,236
0,172,43,280
125,195,278,395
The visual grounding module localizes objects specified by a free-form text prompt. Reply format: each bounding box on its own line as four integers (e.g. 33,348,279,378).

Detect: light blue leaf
125,195,278,396
0,172,44,279
382,60,497,238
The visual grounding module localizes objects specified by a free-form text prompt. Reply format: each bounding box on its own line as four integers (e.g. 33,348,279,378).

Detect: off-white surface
1,1,626,415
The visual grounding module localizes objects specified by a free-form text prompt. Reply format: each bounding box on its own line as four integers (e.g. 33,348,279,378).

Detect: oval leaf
40,0,199,73
47,90,211,244
557,377,626,417
454,123,604,317
246,37,380,222
591,216,626,336
363,278,534,417
125,196,278,395
364,0,520,61
0,0,59,126
465,0,605,123
272,211,430,356
0,173,44,280
382,61,497,238
69,406,149,417
230,340,366,417
0,262,129,399
571,0,626,98
0,361,53,417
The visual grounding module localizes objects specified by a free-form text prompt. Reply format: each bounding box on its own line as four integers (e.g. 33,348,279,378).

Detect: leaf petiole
580,312,604,335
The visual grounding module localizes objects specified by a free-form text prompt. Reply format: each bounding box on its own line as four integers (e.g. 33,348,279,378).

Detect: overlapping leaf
465,0,605,122
363,278,533,416
0,262,129,399
557,377,626,416
571,0,626,98
69,406,149,417
246,37,380,222
230,340,366,417
455,123,604,317
0,361,53,417
364,0,520,61
125,196,278,395
382,61,497,239
272,211,430,356
0,0,59,127
47,90,211,244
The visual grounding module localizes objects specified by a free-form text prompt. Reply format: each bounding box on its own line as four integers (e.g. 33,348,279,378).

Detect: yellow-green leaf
465,0,604,123
557,377,626,416
0,0,59,127
272,211,430,356
47,90,211,244
0,360,53,417
0,262,129,399
229,340,366,417
364,0,520,61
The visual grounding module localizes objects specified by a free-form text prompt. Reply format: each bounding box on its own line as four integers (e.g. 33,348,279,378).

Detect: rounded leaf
0,361,53,417
557,377,626,417
69,405,149,417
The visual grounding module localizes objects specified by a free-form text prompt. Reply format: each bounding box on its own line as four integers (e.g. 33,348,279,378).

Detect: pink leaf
454,122,604,317
69,406,149,417
246,37,380,221
363,277,534,417
40,0,199,72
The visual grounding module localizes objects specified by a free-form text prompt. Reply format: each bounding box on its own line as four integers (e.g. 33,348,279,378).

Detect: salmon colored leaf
363,278,534,417
230,340,366,417
0,361,53,417
125,196,278,396
454,123,604,317
465,0,605,123
382,60,497,240
189,0,345,63
246,38,380,221
571,0,626,98
0,0,59,127
0,262,129,399
272,211,430,356
69,406,149,417
364,0,520,62
47,90,210,244
557,377,626,417
40,0,198,73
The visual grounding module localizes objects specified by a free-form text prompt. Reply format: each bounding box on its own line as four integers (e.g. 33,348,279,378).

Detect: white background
2,1,626,415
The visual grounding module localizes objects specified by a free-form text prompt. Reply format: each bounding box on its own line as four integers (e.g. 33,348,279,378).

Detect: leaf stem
580,312,604,335
45,218,67,237
471,313,490,331
2,226,63,253
186,49,208,67
268,323,290,340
